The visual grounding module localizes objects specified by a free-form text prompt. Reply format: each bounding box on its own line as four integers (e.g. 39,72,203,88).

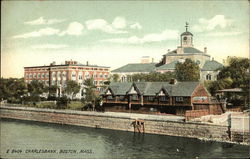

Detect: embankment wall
1,106,248,144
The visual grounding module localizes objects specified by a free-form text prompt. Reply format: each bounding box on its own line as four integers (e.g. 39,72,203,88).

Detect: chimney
204,47,207,53
169,78,177,85
141,56,150,64
167,49,170,53
86,61,89,66
152,58,154,63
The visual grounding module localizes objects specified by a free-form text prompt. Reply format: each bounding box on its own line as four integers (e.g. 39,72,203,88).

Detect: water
1,119,249,159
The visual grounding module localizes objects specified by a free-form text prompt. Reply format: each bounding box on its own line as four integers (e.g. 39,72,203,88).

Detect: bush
23,95,41,103
56,96,68,109
47,95,57,101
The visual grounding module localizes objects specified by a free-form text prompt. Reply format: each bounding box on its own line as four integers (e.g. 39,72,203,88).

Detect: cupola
180,22,193,47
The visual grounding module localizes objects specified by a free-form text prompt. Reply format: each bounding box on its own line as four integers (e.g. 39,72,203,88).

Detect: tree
64,80,80,99
111,74,120,82
218,57,250,89
48,85,58,95
175,59,200,81
205,77,233,96
27,80,47,102
217,57,250,107
84,78,97,103
0,78,27,103
47,85,59,100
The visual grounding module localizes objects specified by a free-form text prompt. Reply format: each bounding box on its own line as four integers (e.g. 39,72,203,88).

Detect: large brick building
24,60,110,98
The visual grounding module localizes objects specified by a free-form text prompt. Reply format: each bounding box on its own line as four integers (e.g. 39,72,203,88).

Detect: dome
181,31,193,36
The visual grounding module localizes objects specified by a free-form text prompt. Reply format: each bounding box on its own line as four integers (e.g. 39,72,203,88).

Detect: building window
46,73,49,78
206,74,212,80
85,74,89,78
159,96,168,101
131,95,139,101
118,96,126,101
121,76,126,82
33,74,36,78
79,75,83,80
38,74,40,78
99,74,103,78
147,96,155,101
176,97,183,102
107,96,114,100
26,74,29,78
42,73,45,78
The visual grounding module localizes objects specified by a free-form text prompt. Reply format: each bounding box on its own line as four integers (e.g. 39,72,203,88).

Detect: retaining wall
0,106,245,144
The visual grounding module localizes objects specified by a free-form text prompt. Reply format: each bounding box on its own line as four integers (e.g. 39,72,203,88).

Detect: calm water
1,119,249,159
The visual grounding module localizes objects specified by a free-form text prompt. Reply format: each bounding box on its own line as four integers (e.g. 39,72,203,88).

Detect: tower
180,22,193,47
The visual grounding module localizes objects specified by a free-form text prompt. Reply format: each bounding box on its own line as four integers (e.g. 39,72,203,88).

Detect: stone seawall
0,106,238,143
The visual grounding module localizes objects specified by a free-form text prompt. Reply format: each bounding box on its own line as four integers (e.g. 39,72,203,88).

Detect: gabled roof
102,81,201,97
165,47,204,56
111,63,157,73
202,60,223,71
165,82,200,96
136,82,166,96
106,82,132,95
156,61,178,70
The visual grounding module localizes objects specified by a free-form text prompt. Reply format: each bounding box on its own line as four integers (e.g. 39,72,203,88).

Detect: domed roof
181,31,193,36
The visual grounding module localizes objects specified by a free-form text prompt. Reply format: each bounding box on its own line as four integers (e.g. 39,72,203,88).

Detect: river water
1,119,249,159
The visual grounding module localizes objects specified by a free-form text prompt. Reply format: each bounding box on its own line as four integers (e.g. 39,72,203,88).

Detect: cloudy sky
1,0,249,78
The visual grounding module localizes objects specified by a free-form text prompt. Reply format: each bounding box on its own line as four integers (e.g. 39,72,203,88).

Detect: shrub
56,96,68,109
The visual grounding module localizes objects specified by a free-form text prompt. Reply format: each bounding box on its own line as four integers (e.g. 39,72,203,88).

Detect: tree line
0,78,99,110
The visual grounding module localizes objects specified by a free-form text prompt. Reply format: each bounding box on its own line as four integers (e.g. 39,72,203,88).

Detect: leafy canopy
175,59,200,81
65,80,80,98
83,78,97,103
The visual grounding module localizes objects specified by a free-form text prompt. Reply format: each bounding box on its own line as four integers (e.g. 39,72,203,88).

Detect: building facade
112,23,223,82
101,80,214,115
24,60,110,98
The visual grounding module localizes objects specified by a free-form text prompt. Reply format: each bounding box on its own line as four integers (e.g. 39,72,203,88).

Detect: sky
1,0,249,78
